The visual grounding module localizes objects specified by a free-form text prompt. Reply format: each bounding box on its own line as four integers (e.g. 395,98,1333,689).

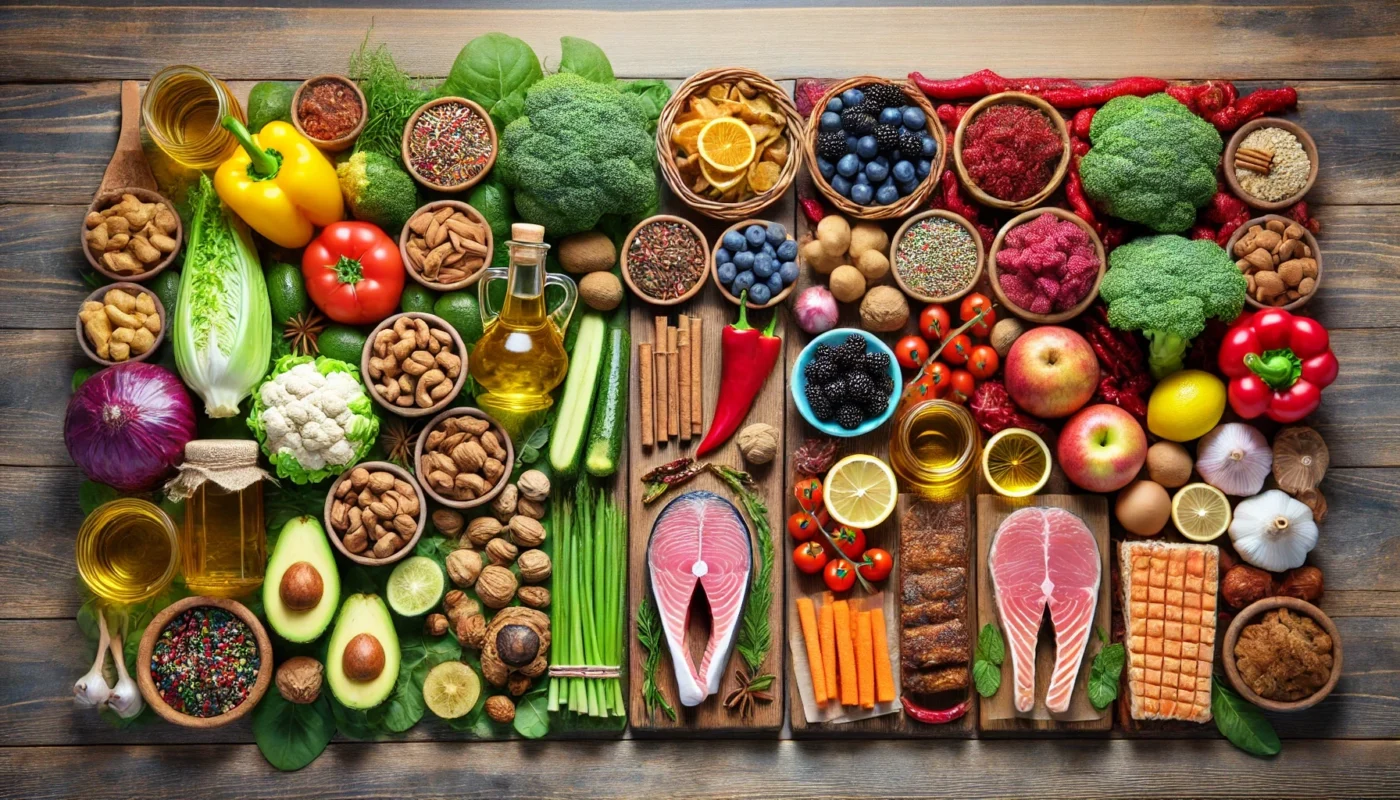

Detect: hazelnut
1222,565,1275,609
466,516,504,547
517,586,551,609
517,549,552,584
432,508,464,538
424,613,449,637
496,624,542,668
1278,566,1325,603
446,548,484,587
275,656,324,704
343,633,386,682
476,565,518,609
517,470,551,502
279,561,324,611
509,515,547,548
486,537,519,565
485,695,515,723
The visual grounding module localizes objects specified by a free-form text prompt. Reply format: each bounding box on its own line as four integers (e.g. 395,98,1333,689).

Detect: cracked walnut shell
509,515,547,548
517,470,551,502
517,549,552,584
446,548,483,587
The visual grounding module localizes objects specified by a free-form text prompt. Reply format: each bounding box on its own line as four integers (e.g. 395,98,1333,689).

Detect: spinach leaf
976,623,1005,666
617,79,672,132
329,696,382,740
558,37,614,84
440,33,541,128
253,693,336,771
465,176,514,268
512,684,550,739
972,659,1001,698
1087,642,1126,710
516,422,550,466
71,367,97,393
1213,681,1282,757
78,480,120,516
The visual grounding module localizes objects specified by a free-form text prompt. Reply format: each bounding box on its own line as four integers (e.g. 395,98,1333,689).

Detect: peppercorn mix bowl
889,209,985,303
620,214,711,306
401,96,497,193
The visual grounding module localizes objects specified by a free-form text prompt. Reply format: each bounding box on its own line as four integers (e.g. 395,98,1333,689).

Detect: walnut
485,695,515,723
466,516,503,547
517,470,551,502
736,423,778,465
432,509,464,538
517,549,552,584
476,565,519,608
1222,565,1275,609
275,656,324,704
446,548,483,587
509,515,547,548
516,496,547,520
508,674,533,697
457,612,487,649
423,613,449,637
491,484,518,521
486,537,518,566
1278,565,1325,603
517,586,551,608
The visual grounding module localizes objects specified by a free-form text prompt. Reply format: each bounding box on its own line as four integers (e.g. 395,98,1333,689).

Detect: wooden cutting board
976,494,1113,733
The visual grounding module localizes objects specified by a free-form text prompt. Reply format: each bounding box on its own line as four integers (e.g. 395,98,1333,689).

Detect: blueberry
856,135,879,159
840,88,865,108
734,250,755,270
817,157,835,179
722,231,746,253
766,222,787,245
766,272,785,295
732,270,756,293
889,149,902,162
779,260,799,285
855,170,871,188
714,247,730,266
744,225,766,249
916,158,932,178
880,176,896,190
820,111,842,132
826,97,843,112
777,239,798,261
920,135,937,157
850,182,874,205
875,184,900,205
893,160,916,183
865,160,889,182
901,106,926,129
759,244,775,261
748,282,772,305
753,254,776,279
830,174,852,197
717,261,737,285
874,155,889,168
897,179,920,196
845,135,859,153
879,107,902,125
837,153,861,177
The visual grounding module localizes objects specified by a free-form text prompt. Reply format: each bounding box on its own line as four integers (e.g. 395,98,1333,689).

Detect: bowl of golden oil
141,65,245,170
889,399,981,501
76,498,179,605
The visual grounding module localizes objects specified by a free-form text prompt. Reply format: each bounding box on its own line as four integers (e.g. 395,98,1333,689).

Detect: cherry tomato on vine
794,477,823,511
895,335,930,369
830,525,867,560
949,369,976,404
794,542,829,575
906,371,939,402
967,345,999,379
942,334,973,365
787,510,827,542
919,304,952,341
960,293,996,337
823,558,857,593
927,362,953,397
858,548,894,582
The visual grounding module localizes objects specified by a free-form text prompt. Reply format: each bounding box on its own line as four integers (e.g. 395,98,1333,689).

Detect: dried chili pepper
641,457,708,504
1064,161,1098,230
1284,200,1322,235
1071,107,1096,139
935,103,971,132
1166,80,1237,117
900,695,972,724
970,379,1051,437
1208,86,1298,132
1039,77,1169,109
1074,304,1151,422
798,194,827,226
933,169,979,219
910,69,1013,101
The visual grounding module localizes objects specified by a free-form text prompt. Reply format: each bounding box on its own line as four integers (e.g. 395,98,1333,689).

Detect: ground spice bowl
136,596,273,729
291,74,366,153
414,407,515,510
82,187,183,282
323,460,427,566
399,200,494,291
1224,117,1318,212
1222,596,1343,713
953,92,1071,212
361,312,469,418
1226,213,1322,312
620,214,711,307
401,96,497,193
890,209,985,304
75,282,167,366
987,207,1106,324
712,218,797,310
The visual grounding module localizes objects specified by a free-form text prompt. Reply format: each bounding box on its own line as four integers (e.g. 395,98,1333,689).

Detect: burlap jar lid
165,439,273,501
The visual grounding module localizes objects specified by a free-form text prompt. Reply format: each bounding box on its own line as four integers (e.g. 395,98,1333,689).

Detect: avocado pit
280,561,324,611
343,632,386,682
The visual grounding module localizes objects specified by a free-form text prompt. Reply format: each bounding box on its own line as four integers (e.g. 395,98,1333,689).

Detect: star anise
379,418,419,468
283,310,327,356
722,668,774,719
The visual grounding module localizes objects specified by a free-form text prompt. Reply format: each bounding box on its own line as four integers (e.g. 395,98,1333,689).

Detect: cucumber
584,326,629,477
548,313,608,479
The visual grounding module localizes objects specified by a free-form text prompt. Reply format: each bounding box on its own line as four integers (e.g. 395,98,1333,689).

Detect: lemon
698,116,756,172
386,556,445,618
1172,483,1231,542
823,454,898,529
1147,369,1226,442
982,428,1052,498
422,661,481,720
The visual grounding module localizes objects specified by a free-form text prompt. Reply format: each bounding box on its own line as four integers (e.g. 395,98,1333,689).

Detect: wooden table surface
2,2,1399,797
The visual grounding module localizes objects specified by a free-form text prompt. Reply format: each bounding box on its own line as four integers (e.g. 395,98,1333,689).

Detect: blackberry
822,377,848,404
860,83,906,109
836,403,865,430
862,392,890,416
899,130,924,156
816,131,847,161
874,124,901,153
847,371,875,402
804,357,836,385
876,372,895,397
809,395,835,422
839,108,876,135
862,351,891,376
813,344,837,364
833,336,865,368
804,380,826,406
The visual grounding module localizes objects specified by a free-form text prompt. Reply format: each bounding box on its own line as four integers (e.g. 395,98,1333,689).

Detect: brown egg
1116,480,1172,536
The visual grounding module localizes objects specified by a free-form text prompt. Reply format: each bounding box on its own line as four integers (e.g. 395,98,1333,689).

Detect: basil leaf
78,480,120,516
973,659,1001,698
617,80,672,132
512,684,550,739
978,623,1005,667
1213,681,1282,757
1087,642,1125,710
253,693,336,772
558,36,614,84
440,33,541,126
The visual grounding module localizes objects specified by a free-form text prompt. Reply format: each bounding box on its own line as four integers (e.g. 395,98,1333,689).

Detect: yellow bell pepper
214,118,343,248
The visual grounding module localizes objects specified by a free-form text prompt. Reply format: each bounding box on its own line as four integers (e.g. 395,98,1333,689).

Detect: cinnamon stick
678,318,691,443
654,315,667,354
639,342,654,448
655,348,667,445
690,316,703,434
666,326,679,439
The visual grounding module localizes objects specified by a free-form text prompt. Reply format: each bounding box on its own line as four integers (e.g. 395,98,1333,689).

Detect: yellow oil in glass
76,498,178,605
889,399,981,500
142,65,244,169
181,481,265,598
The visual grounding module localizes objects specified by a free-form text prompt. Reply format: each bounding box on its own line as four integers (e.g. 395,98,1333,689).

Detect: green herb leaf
636,596,676,720
617,80,672,132
517,422,550,465
1087,642,1126,710
512,684,550,739
977,623,1005,667
380,633,464,733
972,659,1002,698
252,693,336,771
558,37,614,84
329,695,383,740
1213,681,1282,757
78,480,120,516
71,367,97,393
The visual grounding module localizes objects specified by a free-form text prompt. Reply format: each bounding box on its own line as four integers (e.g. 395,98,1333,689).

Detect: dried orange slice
698,117,756,172
701,158,747,192
671,119,705,156
748,160,781,193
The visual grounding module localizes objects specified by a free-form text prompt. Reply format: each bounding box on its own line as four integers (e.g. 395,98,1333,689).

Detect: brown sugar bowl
1223,596,1343,712
323,460,427,566
712,218,797,310
1224,117,1319,212
75,282,167,366
414,407,515,510
401,96,497,193
399,200,494,291
953,92,1071,212
362,312,468,418
136,596,273,728
1226,214,1322,312
291,74,366,152
987,207,1106,324
82,187,183,282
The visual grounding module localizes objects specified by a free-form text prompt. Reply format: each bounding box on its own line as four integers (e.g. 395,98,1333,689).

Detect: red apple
1003,326,1099,418
1058,404,1148,493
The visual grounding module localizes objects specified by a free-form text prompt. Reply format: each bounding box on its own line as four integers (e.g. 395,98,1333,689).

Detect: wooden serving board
976,494,1113,734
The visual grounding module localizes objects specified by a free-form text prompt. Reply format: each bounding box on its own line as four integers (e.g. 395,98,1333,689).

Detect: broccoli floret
1080,94,1222,233
496,72,659,237
1098,234,1247,379
337,151,419,233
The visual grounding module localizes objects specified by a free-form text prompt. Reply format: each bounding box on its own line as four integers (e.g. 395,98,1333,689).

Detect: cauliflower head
248,355,379,484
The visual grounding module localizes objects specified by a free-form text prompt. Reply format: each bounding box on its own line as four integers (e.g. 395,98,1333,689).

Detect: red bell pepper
1219,309,1338,423
696,292,782,456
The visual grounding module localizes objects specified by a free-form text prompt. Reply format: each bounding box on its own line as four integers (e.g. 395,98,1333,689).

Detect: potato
816,215,851,257
848,222,888,261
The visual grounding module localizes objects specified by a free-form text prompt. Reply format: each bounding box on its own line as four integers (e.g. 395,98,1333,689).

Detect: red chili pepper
932,169,980,220
909,69,1013,101
1064,161,1098,230
1040,77,1169,109
1208,86,1298,132
935,103,971,132
1071,108,1096,139
1166,80,1238,117
900,695,971,724
1074,303,1151,421
799,194,827,226
1219,309,1337,423
696,295,782,456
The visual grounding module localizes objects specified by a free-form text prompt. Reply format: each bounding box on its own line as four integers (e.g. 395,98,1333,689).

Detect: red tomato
787,510,826,542
823,558,857,593
303,221,405,325
858,548,894,582
942,334,973,365
895,335,930,369
959,293,996,337
927,362,952,397
830,525,867,560
794,477,823,511
949,369,976,404
906,371,939,403
919,304,952,341
967,345,999,379
794,542,829,575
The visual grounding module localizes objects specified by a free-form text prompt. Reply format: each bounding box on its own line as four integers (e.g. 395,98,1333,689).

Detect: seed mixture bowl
291,74,366,152
620,214,711,307
953,92,1071,212
890,209,985,303
82,187,183,282
987,207,1106,324
414,407,515,510
1222,596,1342,713
323,460,427,566
75,282,167,366
398,200,494,291
712,218,797,310
361,312,468,418
791,328,901,438
1224,118,1318,212
401,96,497,193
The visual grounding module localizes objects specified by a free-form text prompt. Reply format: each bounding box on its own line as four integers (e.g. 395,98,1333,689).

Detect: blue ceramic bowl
791,328,901,438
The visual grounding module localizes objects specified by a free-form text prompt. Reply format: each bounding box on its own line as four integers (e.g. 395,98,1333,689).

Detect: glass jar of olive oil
167,440,268,598
141,65,245,169
889,399,981,501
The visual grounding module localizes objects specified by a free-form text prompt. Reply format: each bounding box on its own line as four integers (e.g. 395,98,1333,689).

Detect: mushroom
1273,426,1329,495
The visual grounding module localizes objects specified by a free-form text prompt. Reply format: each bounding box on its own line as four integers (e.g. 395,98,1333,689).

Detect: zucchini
584,326,630,477
548,313,608,478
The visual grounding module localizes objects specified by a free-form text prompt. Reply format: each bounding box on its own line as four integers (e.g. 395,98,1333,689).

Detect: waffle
1120,540,1219,723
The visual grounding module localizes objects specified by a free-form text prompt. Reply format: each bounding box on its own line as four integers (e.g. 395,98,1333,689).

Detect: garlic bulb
74,611,113,708
1196,423,1271,496
104,629,144,719
1229,489,1318,571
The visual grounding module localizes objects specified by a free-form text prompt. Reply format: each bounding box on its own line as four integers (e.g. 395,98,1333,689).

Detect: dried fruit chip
671,119,705,156
748,160,781,193
707,83,731,102
762,138,790,166
701,156,748,191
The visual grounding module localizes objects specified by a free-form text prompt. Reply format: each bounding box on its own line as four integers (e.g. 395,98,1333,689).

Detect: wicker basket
657,67,804,221
953,92,1071,212
801,76,946,221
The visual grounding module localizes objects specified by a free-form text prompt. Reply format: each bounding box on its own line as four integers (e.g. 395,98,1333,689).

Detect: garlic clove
103,627,144,719
74,611,113,708
1196,423,1271,496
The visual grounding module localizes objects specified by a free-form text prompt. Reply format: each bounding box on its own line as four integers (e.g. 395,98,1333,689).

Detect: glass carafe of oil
470,223,577,438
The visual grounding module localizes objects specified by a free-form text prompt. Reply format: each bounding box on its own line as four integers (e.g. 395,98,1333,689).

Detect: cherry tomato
967,345,999,379
787,510,827,542
905,371,939,403
830,525,867,560
895,335,930,369
858,548,894,582
823,558,857,593
794,477,823,511
942,334,973,365
919,304,952,341
927,362,952,397
794,542,829,575
949,369,976,404
959,293,997,337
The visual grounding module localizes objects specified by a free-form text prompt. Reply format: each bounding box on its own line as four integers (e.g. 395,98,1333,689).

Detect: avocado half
326,594,401,710
263,516,341,643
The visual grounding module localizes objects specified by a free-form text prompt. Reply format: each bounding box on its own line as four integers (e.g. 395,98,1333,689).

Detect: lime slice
1172,483,1231,542
982,428,1052,498
422,661,480,720
823,454,898,529
386,556,445,617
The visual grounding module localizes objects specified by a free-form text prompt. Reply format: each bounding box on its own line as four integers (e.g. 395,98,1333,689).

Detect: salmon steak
647,491,752,707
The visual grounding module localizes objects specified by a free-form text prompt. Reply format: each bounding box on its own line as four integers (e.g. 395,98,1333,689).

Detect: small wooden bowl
1226,214,1322,312
953,92,1071,212
1222,596,1343,713
712,219,797,310
401,97,497,193
82,187,182,282
291,74,366,152
987,207,1107,324
890,210,985,304
361,312,468,418
399,200,494,291
620,214,711,307
136,596,273,728
414,407,514,510
75,282,167,366
1224,117,1318,212
323,460,427,566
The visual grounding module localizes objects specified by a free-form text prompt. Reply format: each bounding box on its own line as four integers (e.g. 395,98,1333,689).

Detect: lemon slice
1172,483,1231,542
422,661,481,720
823,454,898,529
386,556,445,617
982,428,1052,498
698,116,756,172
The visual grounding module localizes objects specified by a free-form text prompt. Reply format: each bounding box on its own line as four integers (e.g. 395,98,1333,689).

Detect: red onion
64,363,197,492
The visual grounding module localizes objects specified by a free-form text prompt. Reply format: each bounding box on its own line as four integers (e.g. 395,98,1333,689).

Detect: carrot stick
796,598,827,706
856,611,875,709
638,343,654,448
819,602,837,701
871,608,895,704
833,600,857,706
